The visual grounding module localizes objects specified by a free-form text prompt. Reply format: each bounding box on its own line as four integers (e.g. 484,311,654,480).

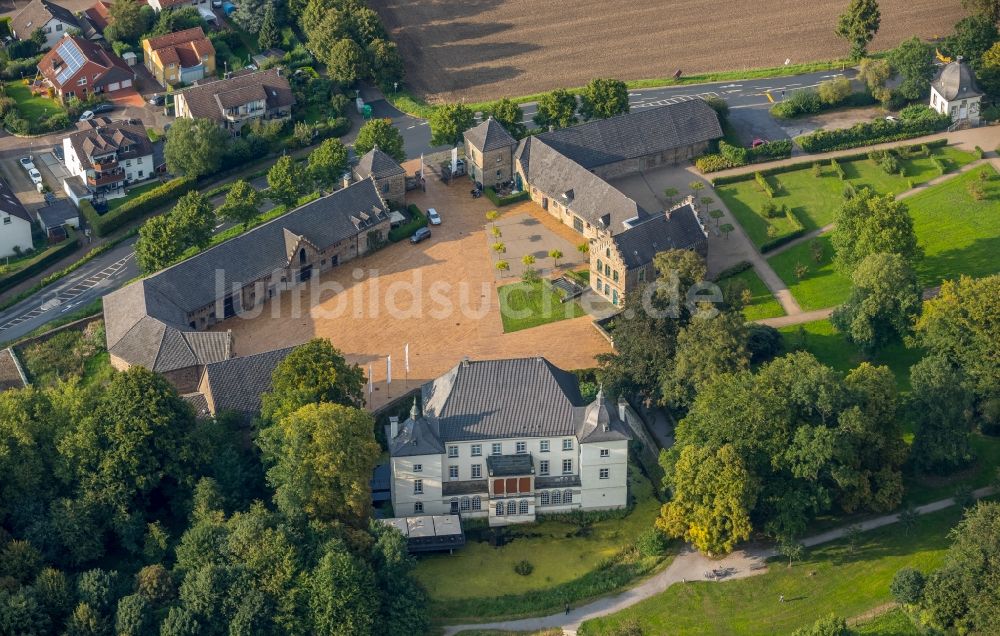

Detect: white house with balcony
62,117,154,202
930,58,983,127
388,357,632,526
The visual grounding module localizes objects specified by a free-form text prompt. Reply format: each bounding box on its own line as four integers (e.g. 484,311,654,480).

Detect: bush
694,152,732,173
747,324,783,363
713,260,752,280
770,89,823,118
760,207,805,253
0,56,42,81
635,528,671,558
974,145,984,159
754,171,775,198
890,567,925,605
84,177,197,237
388,204,427,242
797,111,950,153
868,150,899,175
817,77,852,105
484,187,530,206
719,141,748,166
747,139,792,161
830,157,845,180
513,560,534,576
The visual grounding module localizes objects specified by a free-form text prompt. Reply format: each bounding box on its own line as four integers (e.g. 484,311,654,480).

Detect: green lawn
498,280,586,332
3,81,65,124
715,146,978,250
902,434,1000,506
718,268,785,321
106,180,164,212
578,503,963,636
415,469,660,601
767,235,851,311
778,319,923,391
905,164,1000,287
855,608,921,635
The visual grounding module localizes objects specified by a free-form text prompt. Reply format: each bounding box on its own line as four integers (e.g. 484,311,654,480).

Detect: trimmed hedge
710,139,949,186
388,204,427,242
796,111,950,153
697,140,792,173
760,208,806,253
0,228,79,294
484,187,530,206
712,260,753,281
83,177,197,237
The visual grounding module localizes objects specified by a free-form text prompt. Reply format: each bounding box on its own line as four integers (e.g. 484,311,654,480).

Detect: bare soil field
370,0,965,103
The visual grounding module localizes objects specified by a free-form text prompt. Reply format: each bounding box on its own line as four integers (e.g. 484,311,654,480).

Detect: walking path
765,223,836,257
754,307,834,328
441,486,996,636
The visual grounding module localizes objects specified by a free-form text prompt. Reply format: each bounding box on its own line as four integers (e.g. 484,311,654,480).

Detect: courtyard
216,166,612,410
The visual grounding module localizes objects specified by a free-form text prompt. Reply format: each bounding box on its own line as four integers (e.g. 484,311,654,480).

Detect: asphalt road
0,68,857,343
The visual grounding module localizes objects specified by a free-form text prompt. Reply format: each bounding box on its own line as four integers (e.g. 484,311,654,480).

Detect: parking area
217,161,612,410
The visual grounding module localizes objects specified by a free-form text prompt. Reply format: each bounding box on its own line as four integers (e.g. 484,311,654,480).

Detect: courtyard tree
533,89,578,129
495,260,509,277
688,180,705,192
835,0,881,60
308,138,349,190
257,403,380,526
267,156,307,208
577,242,589,254
832,189,921,273
485,209,499,228
219,180,262,229
429,103,476,147
709,209,724,227
888,37,936,100
579,78,629,120
260,338,367,423
548,248,562,268
720,223,734,239
135,214,183,274
164,118,227,178
170,191,215,251
830,252,922,353
354,118,405,163
663,187,679,206
492,241,505,254
485,98,526,139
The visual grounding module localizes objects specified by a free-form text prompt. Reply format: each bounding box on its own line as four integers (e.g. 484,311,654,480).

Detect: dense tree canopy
267,155,308,207
908,355,974,474
579,78,629,120
832,189,921,273
260,338,367,423
308,138,350,190
835,0,881,59
429,103,476,147
888,37,936,100
533,89,579,129
831,252,922,353
164,118,227,178
485,98,527,139
354,118,405,163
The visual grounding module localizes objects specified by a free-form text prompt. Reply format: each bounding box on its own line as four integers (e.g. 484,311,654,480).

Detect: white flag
386,355,392,384
404,343,410,373
368,364,373,394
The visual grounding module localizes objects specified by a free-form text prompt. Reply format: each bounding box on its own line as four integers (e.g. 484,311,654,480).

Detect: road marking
766,91,774,103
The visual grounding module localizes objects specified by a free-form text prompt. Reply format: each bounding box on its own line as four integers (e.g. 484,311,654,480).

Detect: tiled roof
201,346,295,416
354,147,405,180
38,34,132,90
531,100,722,170
66,118,153,170
932,60,984,101
612,199,707,270
11,0,78,38
142,178,389,313
144,28,214,69
0,177,32,223
83,1,111,33
420,357,584,442
176,67,294,122
516,136,645,231
464,118,517,152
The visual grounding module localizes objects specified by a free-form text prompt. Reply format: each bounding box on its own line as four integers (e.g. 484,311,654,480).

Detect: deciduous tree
831,252,922,353
308,139,349,190
832,189,921,273
908,354,975,474
835,0,881,60
533,89,578,129
164,118,226,178
485,98,526,139
170,191,215,251
260,338,367,423
366,38,403,88
219,180,261,229
267,156,307,208
135,214,184,274
354,118,405,163
888,37,936,100
307,545,379,635
579,78,629,120
324,38,366,86
945,15,999,68
429,103,475,147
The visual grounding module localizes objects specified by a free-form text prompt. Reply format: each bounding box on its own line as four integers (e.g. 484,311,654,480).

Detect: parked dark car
410,227,431,244
148,93,165,106
52,145,64,162
91,102,115,114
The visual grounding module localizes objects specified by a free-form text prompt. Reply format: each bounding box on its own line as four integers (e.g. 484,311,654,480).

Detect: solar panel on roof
55,40,85,85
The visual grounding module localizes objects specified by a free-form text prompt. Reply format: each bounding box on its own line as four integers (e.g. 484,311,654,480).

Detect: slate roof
612,199,708,269
36,199,78,230
66,118,153,170
144,27,214,69
181,391,210,416
354,147,405,180
573,388,632,443
464,117,517,152
176,67,295,123
0,177,32,224
388,399,445,457
201,346,294,416
441,480,487,495
516,136,645,231
535,475,582,488
420,357,584,442
932,60,983,101
528,100,722,170
11,0,78,39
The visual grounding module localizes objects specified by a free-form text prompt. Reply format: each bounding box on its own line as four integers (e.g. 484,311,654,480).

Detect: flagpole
386,354,392,402
404,343,410,392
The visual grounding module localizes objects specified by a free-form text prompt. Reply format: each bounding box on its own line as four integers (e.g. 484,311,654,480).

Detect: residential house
142,27,215,87
464,117,517,188
146,0,210,12
174,68,295,135
63,117,154,201
37,34,134,102
590,196,708,306
0,177,34,258
353,147,405,205
102,178,391,389
10,0,80,50
82,1,112,37
388,357,633,526
930,58,983,127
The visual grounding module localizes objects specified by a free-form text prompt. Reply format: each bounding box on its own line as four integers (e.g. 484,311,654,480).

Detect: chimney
461,356,470,367
342,172,352,189
389,416,399,439
617,395,627,422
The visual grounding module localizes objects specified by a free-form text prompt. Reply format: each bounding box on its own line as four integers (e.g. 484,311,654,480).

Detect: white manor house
388,357,635,526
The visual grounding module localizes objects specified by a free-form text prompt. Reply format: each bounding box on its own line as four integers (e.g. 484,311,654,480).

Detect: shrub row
710,139,949,186
81,177,197,237
754,171,775,198
0,228,79,295
484,187,530,206
760,208,806,253
796,111,950,153
712,260,753,281
388,204,427,242
696,140,792,173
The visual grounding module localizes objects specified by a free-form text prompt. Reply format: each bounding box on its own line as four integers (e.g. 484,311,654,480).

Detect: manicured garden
106,180,167,213
578,503,964,635
718,267,784,321
767,235,851,311
414,468,665,621
498,280,586,332
2,81,70,133
715,145,978,250
904,164,1000,288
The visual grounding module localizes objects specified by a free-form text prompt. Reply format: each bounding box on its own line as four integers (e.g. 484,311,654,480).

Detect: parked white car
427,208,442,225
28,168,43,185
19,156,34,171
79,110,95,122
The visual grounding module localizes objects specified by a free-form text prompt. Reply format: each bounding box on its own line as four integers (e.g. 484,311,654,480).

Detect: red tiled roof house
37,34,134,103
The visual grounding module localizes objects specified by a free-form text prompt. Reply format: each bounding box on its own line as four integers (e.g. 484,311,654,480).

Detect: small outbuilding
36,199,80,241
379,515,465,553
930,58,983,127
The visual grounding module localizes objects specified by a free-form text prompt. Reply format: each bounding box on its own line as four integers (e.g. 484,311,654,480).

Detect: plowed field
370,0,964,103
